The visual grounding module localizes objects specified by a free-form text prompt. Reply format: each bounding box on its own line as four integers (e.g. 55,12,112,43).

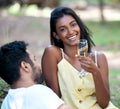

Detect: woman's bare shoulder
96,51,107,59
44,45,61,54
90,51,107,64
91,51,106,57
43,45,62,60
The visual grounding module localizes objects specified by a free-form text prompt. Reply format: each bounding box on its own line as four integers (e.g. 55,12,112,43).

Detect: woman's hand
75,54,98,74
80,55,98,74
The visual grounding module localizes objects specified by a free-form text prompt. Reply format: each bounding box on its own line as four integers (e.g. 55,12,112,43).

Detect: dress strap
61,49,65,58
95,51,98,66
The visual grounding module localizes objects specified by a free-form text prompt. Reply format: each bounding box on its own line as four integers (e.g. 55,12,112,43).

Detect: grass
86,21,120,47
109,69,120,108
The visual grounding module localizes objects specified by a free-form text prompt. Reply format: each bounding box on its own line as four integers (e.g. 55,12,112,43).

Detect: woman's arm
41,45,61,97
93,53,110,107
79,52,110,108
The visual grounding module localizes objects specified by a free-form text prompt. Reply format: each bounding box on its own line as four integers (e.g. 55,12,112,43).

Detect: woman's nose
68,28,74,35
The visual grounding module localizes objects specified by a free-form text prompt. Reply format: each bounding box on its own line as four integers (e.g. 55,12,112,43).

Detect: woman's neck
63,46,78,58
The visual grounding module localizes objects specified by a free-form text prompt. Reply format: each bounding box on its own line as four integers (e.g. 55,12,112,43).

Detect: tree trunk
98,0,105,24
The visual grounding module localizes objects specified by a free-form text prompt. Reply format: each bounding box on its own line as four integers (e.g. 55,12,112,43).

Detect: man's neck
11,80,36,89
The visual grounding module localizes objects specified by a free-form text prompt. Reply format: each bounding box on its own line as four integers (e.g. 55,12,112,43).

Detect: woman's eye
72,22,77,27
60,28,66,32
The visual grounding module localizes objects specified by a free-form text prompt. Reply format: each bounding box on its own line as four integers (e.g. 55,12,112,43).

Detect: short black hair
0,41,33,85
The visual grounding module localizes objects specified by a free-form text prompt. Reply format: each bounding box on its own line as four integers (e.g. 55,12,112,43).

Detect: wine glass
78,39,88,78
78,39,88,56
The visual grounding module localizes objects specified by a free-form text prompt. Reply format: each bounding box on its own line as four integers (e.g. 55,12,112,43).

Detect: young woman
41,7,118,109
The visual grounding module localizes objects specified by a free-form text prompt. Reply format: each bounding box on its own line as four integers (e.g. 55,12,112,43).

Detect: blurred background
0,0,120,108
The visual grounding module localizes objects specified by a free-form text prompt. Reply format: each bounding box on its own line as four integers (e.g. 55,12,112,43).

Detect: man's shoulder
27,84,54,94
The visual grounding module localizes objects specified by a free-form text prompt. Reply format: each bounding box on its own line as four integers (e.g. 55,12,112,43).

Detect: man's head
0,41,41,86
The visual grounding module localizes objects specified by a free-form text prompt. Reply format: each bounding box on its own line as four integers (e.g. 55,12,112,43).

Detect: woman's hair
50,6,95,52
0,41,33,85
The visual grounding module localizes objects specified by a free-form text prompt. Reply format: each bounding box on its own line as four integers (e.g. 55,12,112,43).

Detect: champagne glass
78,39,88,78
78,39,88,56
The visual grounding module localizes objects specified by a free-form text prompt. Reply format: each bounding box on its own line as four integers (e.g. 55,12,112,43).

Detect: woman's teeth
68,35,76,40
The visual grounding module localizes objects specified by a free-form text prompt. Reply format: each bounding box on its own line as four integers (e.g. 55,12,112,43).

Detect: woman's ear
53,32,60,40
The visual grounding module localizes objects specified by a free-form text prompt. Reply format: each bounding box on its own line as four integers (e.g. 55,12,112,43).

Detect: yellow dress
57,49,118,109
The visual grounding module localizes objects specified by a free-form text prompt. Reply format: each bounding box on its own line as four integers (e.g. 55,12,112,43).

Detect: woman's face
55,15,80,46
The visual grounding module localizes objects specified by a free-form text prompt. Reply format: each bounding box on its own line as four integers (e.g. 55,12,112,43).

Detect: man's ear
53,32,60,40
21,61,30,72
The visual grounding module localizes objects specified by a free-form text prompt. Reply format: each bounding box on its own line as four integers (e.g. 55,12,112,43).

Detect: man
0,41,72,109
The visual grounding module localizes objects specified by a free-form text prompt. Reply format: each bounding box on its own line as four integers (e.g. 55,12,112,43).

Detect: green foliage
86,0,98,5
8,3,21,15
60,0,78,5
0,79,9,96
86,0,119,5
0,78,9,109
105,0,120,5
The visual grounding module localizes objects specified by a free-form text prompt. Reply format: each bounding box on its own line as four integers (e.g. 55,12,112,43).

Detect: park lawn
86,21,120,49
109,69,120,108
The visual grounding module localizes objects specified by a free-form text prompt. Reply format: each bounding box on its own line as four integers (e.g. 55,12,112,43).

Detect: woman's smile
56,15,80,45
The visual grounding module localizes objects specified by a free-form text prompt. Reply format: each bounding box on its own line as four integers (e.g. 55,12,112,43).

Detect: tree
98,0,105,24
